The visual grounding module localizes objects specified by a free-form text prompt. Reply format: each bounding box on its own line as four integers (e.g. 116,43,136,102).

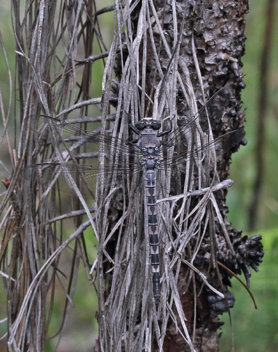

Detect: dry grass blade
0,1,106,350
217,261,257,309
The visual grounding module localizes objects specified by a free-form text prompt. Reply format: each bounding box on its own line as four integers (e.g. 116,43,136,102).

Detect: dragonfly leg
126,139,139,145
161,141,173,147
129,123,140,135
157,119,172,137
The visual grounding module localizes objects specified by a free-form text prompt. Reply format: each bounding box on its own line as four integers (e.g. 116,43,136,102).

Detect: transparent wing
162,88,233,147
26,117,143,198
160,128,245,168
38,116,142,158
25,91,244,199
158,90,244,167
24,158,143,200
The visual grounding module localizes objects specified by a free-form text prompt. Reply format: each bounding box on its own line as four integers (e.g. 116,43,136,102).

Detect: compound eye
151,121,161,130
135,120,147,130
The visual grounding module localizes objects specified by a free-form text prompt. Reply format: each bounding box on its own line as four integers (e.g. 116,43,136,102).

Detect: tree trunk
98,1,263,351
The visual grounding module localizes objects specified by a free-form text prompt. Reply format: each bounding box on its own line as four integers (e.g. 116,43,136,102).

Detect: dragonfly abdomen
145,169,160,301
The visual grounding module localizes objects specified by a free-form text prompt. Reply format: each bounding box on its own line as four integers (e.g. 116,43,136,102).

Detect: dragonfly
25,93,245,302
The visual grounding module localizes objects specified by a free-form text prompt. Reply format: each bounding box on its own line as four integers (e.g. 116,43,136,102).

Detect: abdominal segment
145,169,160,301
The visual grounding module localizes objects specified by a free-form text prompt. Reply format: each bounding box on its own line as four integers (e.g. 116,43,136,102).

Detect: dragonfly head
136,118,161,131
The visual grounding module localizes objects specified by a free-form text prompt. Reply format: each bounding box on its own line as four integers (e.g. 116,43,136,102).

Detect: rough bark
98,1,264,351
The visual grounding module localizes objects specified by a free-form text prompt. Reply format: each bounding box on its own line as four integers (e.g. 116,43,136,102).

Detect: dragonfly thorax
141,156,160,170
141,146,159,156
137,125,161,170
139,131,160,151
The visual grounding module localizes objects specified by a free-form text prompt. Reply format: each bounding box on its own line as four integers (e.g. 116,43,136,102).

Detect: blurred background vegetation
0,1,277,351
221,0,278,350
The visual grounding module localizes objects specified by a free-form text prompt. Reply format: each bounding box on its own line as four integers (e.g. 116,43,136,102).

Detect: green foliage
219,228,278,351
224,2,278,347
227,0,278,231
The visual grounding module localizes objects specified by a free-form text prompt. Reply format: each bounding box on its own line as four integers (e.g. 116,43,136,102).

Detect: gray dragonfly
26,93,244,302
